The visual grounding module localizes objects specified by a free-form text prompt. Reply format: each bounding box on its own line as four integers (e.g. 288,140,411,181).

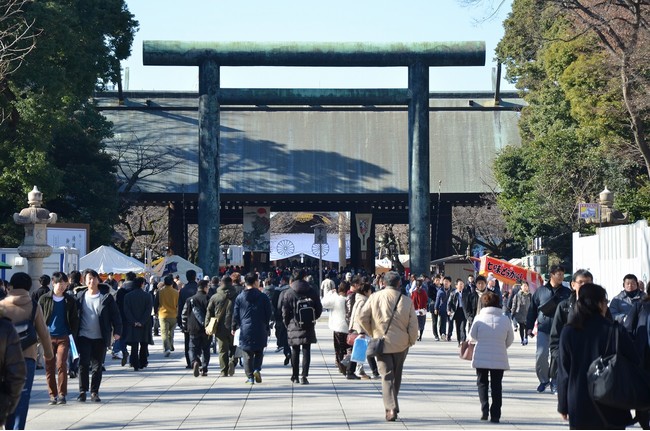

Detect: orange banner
478,256,544,290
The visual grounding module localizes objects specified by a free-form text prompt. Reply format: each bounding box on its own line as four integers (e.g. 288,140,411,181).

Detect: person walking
232,273,272,384
321,280,349,375
154,275,179,357
410,277,428,342
113,272,136,365
358,271,418,422
177,270,198,369
610,273,647,324
348,282,379,379
511,281,532,345
1,272,53,429
468,291,514,423
74,269,122,403
182,279,211,377
557,283,637,429
206,276,238,376
526,264,571,393
282,269,323,385
447,279,467,345
434,276,453,341
39,272,79,405
123,277,153,371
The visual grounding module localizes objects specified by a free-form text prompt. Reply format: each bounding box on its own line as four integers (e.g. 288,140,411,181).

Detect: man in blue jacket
526,264,571,394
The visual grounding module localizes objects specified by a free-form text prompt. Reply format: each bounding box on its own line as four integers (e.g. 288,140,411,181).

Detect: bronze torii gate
143,41,485,277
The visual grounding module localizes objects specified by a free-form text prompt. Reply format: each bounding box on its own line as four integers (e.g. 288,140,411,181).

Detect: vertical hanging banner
355,213,373,251
243,207,271,252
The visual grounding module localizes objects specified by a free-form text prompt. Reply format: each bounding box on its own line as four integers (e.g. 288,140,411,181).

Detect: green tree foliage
493,0,647,261
0,0,137,248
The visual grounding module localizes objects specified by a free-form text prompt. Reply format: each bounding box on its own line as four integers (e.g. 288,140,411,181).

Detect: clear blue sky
121,0,515,92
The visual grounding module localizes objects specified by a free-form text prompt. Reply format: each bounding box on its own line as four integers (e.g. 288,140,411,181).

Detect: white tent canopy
152,255,203,283
79,245,145,274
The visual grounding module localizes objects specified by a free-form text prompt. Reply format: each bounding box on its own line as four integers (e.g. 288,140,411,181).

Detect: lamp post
300,252,305,264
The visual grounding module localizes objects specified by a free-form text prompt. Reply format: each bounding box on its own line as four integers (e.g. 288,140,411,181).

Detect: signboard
479,255,544,290
314,226,327,245
243,207,271,252
47,224,89,257
578,203,600,220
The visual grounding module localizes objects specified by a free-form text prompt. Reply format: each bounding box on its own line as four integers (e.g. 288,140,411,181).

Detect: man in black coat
526,264,571,394
281,269,323,385
113,272,136,365
178,270,198,369
123,277,153,371
182,279,210,377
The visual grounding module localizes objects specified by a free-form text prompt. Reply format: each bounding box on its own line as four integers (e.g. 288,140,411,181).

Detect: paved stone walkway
23,317,610,429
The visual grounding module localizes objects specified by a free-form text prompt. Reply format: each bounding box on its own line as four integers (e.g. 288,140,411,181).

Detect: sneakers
253,370,262,383
164,350,171,357
372,372,381,379
49,397,58,405
57,396,66,405
523,338,529,346
245,377,255,384
193,361,201,377
112,351,122,360
90,393,101,402
359,373,371,380
77,392,87,402
550,381,558,394
537,381,550,393
434,336,440,341
440,334,447,341
300,377,309,385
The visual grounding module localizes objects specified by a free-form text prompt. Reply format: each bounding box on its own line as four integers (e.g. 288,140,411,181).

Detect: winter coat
558,315,636,429
206,283,237,338
349,293,368,333
549,293,576,364
469,306,514,370
75,284,123,348
410,288,428,312
123,287,153,345
610,289,647,324
0,318,26,427
624,300,650,372
358,287,418,354
181,291,209,336
115,281,135,326
526,282,571,335
511,290,531,324
39,291,80,337
281,280,323,346
321,290,348,334
0,289,54,361
177,281,198,323
232,287,272,351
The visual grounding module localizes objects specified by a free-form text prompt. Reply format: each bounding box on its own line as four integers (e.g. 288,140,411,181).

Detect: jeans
46,336,70,398
189,333,211,373
438,313,452,338
5,358,35,430
77,337,106,394
535,331,551,384
242,349,264,378
291,344,311,378
159,317,176,352
476,368,504,420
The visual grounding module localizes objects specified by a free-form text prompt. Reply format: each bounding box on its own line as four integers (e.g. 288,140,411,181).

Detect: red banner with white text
478,256,544,291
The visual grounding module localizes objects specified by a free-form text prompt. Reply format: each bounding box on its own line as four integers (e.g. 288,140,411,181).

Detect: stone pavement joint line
24,318,600,429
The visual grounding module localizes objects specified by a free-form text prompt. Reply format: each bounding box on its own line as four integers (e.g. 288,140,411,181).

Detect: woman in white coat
469,290,514,424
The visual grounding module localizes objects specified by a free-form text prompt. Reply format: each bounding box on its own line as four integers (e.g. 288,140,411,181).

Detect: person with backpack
181,279,211,377
0,272,53,429
232,273,272,384
206,276,237,376
281,269,323,385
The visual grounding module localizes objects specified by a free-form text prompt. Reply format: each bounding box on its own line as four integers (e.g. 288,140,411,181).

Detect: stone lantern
585,186,629,227
13,186,57,292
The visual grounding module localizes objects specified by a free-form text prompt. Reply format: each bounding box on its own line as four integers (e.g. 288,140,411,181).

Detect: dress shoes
300,377,309,385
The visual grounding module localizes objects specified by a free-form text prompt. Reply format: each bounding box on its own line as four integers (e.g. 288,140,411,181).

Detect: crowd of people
1,264,650,428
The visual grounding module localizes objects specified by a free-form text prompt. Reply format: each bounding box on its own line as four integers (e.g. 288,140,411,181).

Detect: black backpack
294,294,316,328
14,300,38,350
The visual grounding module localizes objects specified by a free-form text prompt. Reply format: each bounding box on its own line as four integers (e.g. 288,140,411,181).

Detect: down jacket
282,280,323,346
469,306,514,370
0,289,53,361
321,290,348,333
232,287,272,351
357,287,418,354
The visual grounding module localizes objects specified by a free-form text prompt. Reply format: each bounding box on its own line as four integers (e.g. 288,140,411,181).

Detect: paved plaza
25,315,616,430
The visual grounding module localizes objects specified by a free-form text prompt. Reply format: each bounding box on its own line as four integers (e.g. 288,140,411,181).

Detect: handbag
367,294,402,357
346,331,359,347
587,323,650,410
459,340,474,361
205,317,219,336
